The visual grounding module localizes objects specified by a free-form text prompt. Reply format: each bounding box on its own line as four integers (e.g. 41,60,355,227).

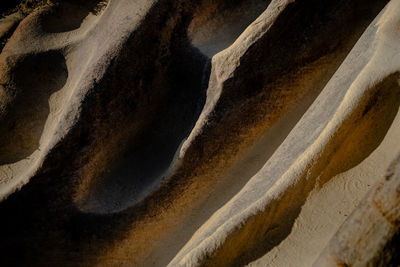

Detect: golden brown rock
0,0,399,266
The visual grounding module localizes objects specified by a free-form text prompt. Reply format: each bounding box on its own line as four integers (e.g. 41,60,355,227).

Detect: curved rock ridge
0,0,399,266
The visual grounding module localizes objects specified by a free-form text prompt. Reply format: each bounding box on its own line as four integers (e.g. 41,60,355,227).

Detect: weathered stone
0,0,399,266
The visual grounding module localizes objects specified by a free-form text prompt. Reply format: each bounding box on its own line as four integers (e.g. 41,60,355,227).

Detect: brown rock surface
0,0,399,266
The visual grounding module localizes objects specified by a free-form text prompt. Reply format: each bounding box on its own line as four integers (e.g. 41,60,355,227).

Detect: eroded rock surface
313,153,400,267
0,0,399,266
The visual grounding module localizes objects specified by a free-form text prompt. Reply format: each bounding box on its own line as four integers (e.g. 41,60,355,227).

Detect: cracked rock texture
0,0,399,266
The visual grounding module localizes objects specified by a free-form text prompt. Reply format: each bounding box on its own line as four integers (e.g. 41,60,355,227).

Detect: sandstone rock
0,12,23,41
0,0,399,266
313,153,400,267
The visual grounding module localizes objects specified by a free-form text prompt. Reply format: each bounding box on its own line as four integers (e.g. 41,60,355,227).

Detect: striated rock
0,0,399,266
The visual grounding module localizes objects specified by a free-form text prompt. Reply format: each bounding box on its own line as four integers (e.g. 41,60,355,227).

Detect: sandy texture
312,154,400,266
0,0,399,266
250,88,400,267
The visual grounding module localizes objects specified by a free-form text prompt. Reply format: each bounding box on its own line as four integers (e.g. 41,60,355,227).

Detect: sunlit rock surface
0,0,399,266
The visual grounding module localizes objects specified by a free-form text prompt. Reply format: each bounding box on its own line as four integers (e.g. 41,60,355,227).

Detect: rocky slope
0,0,399,266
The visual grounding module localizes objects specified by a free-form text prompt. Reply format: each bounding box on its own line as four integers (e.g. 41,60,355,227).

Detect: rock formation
0,0,399,266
